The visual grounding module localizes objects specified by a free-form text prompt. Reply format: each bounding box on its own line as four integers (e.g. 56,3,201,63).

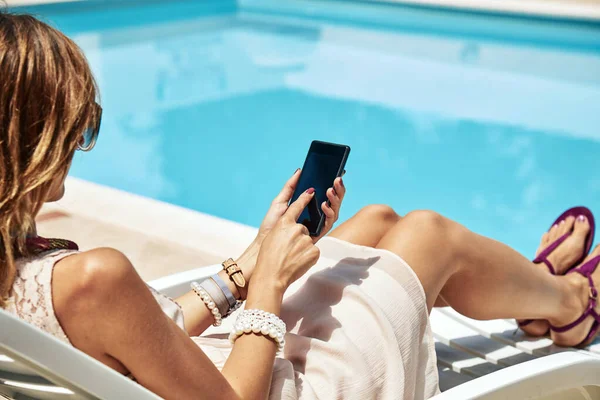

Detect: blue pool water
27,0,600,256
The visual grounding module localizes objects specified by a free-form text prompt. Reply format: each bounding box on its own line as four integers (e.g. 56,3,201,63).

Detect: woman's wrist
249,267,287,299
245,275,285,315
220,239,261,301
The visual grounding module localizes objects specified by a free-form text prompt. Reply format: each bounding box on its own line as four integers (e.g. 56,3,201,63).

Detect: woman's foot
551,245,600,347
519,215,591,336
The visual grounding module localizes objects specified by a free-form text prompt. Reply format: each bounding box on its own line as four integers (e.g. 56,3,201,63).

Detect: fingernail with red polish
306,188,315,194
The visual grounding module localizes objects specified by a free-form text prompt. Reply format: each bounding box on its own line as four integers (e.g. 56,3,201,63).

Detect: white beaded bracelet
229,309,286,353
191,282,222,327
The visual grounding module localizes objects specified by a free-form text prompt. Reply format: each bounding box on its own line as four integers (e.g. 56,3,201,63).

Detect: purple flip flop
519,206,596,329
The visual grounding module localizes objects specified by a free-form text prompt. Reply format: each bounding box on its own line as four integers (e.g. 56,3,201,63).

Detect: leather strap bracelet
222,258,247,299
211,274,238,307
211,274,243,316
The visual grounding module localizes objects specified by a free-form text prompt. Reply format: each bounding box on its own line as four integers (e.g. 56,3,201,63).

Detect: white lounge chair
1,263,599,399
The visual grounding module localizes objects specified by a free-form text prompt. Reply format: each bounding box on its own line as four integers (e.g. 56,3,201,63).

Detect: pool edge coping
44,177,258,258
6,0,600,22
373,0,600,22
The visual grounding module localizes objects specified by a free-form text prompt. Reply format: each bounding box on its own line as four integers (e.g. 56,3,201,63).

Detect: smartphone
289,141,351,236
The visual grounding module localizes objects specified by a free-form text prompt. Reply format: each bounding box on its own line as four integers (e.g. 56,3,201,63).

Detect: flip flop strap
550,255,600,333
532,231,570,275
551,298,598,333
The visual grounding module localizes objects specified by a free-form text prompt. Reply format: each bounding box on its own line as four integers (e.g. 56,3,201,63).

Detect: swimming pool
24,0,600,256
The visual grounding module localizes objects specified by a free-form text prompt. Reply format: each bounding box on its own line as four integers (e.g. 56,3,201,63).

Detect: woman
1,11,599,400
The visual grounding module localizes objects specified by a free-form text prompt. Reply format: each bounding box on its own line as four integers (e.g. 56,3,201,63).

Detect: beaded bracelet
229,309,286,353
191,282,222,326
200,278,230,317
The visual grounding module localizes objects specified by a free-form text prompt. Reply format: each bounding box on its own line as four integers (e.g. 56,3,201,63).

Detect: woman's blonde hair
0,11,100,306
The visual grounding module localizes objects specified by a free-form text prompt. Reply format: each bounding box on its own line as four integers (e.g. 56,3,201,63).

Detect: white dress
3,237,440,399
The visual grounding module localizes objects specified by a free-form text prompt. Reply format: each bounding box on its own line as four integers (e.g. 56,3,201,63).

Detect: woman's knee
399,210,467,256
357,204,400,225
402,210,462,235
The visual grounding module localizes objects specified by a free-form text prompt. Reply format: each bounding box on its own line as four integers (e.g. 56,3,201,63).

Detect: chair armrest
0,310,161,400
431,351,600,400
148,264,221,298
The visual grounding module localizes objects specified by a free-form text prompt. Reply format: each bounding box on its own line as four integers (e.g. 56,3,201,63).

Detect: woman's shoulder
52,247,136,306
12,246,132,296
5,247,137,344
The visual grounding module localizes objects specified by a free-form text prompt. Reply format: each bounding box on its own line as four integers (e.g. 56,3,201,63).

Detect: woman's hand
313,176,346,242
252,189,321,292
230,170,301,293
237,171,345,293
258,170,346,244
257,169,301,243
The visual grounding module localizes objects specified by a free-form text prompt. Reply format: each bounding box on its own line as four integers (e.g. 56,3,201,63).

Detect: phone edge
312,145,351,237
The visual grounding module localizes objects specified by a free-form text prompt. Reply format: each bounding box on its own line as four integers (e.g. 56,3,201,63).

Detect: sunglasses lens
79,127,96,151
78,104,102,151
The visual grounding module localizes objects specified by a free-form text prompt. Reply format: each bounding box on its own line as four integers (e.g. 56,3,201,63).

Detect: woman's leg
328,204,401,247
375,210,592,346
518,216,589,336
329,205,450,307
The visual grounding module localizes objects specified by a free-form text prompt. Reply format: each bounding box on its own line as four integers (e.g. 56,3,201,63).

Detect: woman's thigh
328,204,401,247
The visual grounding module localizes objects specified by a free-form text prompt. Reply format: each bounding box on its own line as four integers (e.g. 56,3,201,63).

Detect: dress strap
26,236,79,255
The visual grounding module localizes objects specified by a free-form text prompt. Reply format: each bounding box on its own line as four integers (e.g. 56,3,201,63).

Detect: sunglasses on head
77,102,102,152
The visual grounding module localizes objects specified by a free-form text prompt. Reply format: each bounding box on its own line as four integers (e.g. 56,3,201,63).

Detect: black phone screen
289,141,350,236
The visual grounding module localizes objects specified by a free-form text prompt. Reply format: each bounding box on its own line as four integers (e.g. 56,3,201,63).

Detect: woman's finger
333,177,345,200
272,168,301,204
321,201,335,220
286,188,315,222
327,187,341,213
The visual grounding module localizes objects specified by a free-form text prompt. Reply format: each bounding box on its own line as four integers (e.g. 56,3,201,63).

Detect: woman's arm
175,241,260,336
173,170,302,337
220,277,284,399
53,248,243,399
52,190,319,400
220,190,321,399
175,171,345,338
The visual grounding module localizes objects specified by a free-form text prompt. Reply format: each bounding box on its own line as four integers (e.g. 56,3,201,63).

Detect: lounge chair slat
431,309,534,366
438,308,558,356
434,340,503,377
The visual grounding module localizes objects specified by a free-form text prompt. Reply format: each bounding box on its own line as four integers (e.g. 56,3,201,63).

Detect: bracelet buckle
222,258,247,289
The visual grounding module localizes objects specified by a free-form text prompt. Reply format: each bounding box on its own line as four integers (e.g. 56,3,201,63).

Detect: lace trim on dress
3,248,187,345
4,250,79,345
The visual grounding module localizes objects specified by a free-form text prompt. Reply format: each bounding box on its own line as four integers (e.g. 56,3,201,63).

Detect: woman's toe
559,216,575,236
548,223,560,241
572,215,591,242
541,232,550,247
